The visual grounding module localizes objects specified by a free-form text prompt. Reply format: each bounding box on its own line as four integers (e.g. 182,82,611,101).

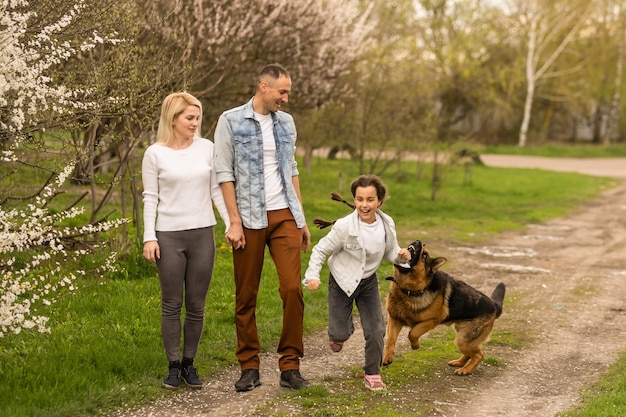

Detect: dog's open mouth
394,240,423,273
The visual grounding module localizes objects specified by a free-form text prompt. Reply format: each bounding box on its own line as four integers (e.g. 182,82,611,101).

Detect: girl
303,174,409,390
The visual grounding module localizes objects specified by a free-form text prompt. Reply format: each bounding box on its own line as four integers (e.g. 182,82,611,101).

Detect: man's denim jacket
214,98,306,230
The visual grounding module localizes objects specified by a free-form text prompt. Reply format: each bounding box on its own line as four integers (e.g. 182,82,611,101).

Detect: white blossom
1,0,127,335
0,0,111,136
0,165,128,336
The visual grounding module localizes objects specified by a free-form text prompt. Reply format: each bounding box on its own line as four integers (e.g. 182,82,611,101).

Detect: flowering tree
148,0,374,115
0,0,126,337
0,166,127,337
161,0,375,170
0,1,113,141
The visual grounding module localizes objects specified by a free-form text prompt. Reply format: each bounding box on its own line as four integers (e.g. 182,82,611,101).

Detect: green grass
479,143,626,157
0,156,621,416
0,277,163,417
556,349,626,417
302,156,617,245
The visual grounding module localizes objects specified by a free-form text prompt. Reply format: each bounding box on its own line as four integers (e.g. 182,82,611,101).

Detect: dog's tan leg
454,351,484,375
407,320,439,350
451,317,494,375
448,355,471,368
382,317,404,365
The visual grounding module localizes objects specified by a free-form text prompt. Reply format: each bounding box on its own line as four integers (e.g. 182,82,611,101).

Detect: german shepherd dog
383,240,505,375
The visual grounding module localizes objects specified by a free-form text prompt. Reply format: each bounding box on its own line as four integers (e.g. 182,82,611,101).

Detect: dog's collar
386,277,425,297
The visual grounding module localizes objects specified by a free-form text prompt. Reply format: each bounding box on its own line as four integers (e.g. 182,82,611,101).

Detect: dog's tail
490,282,506,318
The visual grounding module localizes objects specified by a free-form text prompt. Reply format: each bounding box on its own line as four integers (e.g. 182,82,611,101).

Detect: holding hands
225,222,246,250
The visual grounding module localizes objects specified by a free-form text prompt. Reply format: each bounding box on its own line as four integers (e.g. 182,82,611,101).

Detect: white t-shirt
141,137,229,242
254,111,288,211
360,214,386,278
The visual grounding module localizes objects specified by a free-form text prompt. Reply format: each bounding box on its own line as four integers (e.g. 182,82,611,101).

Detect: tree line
2,0,624,229
3,0,624,171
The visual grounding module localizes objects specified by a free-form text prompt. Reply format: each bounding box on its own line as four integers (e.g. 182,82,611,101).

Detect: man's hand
300,225,311,252
225,222,246,250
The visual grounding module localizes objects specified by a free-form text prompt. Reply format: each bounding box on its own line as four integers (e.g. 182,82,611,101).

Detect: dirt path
110,157,626,417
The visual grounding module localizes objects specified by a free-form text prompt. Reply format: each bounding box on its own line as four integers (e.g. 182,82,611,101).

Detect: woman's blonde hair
156,92,203,145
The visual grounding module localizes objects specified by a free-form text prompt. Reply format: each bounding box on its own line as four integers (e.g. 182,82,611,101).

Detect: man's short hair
259,64,290,82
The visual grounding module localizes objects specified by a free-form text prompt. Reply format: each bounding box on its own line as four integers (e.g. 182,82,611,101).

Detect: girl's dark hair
350,174,388,205
313,175,389,229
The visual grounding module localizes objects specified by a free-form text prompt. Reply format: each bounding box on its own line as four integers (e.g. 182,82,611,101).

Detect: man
214,64,311,392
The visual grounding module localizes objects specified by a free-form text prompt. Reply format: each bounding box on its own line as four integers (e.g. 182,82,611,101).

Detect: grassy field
480,143,626,157
0,153,624,417
557,349,626,417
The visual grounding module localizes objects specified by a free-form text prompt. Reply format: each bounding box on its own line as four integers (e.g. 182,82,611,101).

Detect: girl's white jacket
303,209,402,297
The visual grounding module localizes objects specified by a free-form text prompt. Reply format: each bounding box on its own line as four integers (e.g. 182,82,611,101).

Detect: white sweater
142,138,230,242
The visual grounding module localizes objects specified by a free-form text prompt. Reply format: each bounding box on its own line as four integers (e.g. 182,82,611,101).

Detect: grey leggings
155,227,216,362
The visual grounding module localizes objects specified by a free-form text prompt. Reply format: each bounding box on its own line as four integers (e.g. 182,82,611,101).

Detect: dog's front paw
382,355,394,366
447,358,465,367
410,341,421,350
454,368,472,376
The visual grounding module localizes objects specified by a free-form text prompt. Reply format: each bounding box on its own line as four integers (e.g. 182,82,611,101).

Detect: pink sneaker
364,374,387,390
329,340,343,352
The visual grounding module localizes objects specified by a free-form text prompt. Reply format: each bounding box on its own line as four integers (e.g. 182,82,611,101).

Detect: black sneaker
234,369,262,392
162,368,181,389
181,365,203,389
280,369,309,390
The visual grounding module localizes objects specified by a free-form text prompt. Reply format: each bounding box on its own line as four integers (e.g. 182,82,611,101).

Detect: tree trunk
603,5,624,144
518,1,589,147
72,123,98,185
430,150,440,201
518,14,538,148
302,144,314,175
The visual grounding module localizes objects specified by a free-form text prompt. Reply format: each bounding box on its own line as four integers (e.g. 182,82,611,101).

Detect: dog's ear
430,256,447,272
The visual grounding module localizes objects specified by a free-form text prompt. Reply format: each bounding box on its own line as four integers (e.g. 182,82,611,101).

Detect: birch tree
513,0,591,147
602,0,624,144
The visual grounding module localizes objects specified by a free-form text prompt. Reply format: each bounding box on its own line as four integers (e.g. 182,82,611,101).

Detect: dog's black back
433,271,505,323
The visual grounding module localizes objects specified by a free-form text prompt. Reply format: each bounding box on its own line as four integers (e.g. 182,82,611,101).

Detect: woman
142,92,229,389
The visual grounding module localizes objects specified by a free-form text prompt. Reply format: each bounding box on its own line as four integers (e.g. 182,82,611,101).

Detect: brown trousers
233,208,304,371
